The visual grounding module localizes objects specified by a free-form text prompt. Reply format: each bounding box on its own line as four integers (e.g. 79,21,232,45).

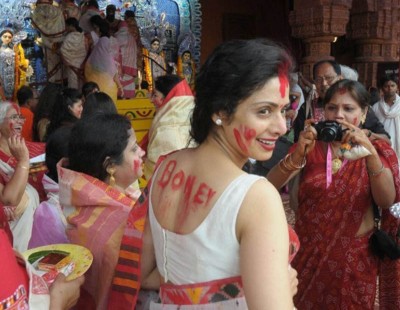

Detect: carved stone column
348,0,400,87
289,1,353,79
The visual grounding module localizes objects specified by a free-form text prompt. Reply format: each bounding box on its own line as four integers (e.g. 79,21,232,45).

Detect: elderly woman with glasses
0,101,46,251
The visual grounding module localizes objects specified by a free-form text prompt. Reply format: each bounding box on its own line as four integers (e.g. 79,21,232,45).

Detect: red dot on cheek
244,127,256,141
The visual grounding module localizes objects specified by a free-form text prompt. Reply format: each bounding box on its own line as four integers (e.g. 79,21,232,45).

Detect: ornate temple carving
289,1,352,78
348,0,400,86
289,0,400,87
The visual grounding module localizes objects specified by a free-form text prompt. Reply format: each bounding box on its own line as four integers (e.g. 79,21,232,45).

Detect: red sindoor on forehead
278,74,289,98
278,63,290,99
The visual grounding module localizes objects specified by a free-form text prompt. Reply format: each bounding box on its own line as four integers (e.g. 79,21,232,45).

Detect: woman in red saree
268,79,400,309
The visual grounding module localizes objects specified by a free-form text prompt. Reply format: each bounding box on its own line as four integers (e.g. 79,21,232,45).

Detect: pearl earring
215,118,222,126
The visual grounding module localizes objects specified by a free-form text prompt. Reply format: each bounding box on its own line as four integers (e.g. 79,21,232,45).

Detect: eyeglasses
6,114,26,121
314,75,338,85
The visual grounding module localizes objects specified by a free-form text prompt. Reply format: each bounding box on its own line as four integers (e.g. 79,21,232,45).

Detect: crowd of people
1,2,400,310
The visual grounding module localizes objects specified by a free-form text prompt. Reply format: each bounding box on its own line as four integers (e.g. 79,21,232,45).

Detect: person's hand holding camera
336,119,377,156
293,119,317,163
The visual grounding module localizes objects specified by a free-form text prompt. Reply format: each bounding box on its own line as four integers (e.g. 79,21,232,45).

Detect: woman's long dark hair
46,88,83,139
68,113,131,181
33,83,63,142
191,38,294,144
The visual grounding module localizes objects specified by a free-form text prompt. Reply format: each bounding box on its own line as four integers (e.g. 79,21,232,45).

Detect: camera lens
320,127,337,142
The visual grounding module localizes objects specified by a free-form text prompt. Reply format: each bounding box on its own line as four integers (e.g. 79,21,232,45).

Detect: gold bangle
17,165,29,170
282,154,296,171
278,159,291,174
279,153,306,172
287,153,306,169
367,162,384,177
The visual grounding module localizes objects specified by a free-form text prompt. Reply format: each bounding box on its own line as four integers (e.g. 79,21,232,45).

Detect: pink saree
57,160,138,309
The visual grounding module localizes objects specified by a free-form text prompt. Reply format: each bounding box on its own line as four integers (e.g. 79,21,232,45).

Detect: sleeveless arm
237,178,294,309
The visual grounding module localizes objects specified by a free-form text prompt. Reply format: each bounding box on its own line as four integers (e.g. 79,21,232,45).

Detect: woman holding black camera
268,79,400,309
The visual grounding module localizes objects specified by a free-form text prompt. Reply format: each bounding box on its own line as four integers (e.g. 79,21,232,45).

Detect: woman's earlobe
211,112,227,126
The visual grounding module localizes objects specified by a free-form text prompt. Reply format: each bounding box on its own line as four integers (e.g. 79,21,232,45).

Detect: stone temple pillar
348,0,400,87
289,0,353,80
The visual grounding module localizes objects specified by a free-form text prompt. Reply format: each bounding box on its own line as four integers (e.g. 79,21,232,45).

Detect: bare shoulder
236,177,287,240
242,177,284,209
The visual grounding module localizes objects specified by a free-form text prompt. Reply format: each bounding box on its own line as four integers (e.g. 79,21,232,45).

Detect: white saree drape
0,160,40,252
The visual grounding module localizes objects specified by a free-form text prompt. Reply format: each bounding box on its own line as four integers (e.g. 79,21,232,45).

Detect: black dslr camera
312,121,344,142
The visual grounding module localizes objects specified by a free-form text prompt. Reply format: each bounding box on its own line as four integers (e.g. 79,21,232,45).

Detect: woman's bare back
151,147,245,235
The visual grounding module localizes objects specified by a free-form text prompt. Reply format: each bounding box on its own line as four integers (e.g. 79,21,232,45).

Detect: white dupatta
372,94,400,161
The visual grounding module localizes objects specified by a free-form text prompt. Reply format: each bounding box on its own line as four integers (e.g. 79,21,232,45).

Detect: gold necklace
332,157,342,174
329,143,343,174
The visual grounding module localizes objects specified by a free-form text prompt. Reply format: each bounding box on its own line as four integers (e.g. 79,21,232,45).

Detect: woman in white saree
0,102,40,251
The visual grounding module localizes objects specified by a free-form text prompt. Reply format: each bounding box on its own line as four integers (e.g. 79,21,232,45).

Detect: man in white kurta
372,75,400,162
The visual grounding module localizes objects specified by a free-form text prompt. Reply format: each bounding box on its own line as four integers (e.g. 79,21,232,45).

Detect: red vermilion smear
133,160,141,175
234,128,248,153
171,170,185,190
338,87,347,95
153,160,221,232
183,175,196,207
158,160,177,188
193,183,216,207
244,127,256,141
278,73,289,98
352,117,358,125
278,62,290,98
